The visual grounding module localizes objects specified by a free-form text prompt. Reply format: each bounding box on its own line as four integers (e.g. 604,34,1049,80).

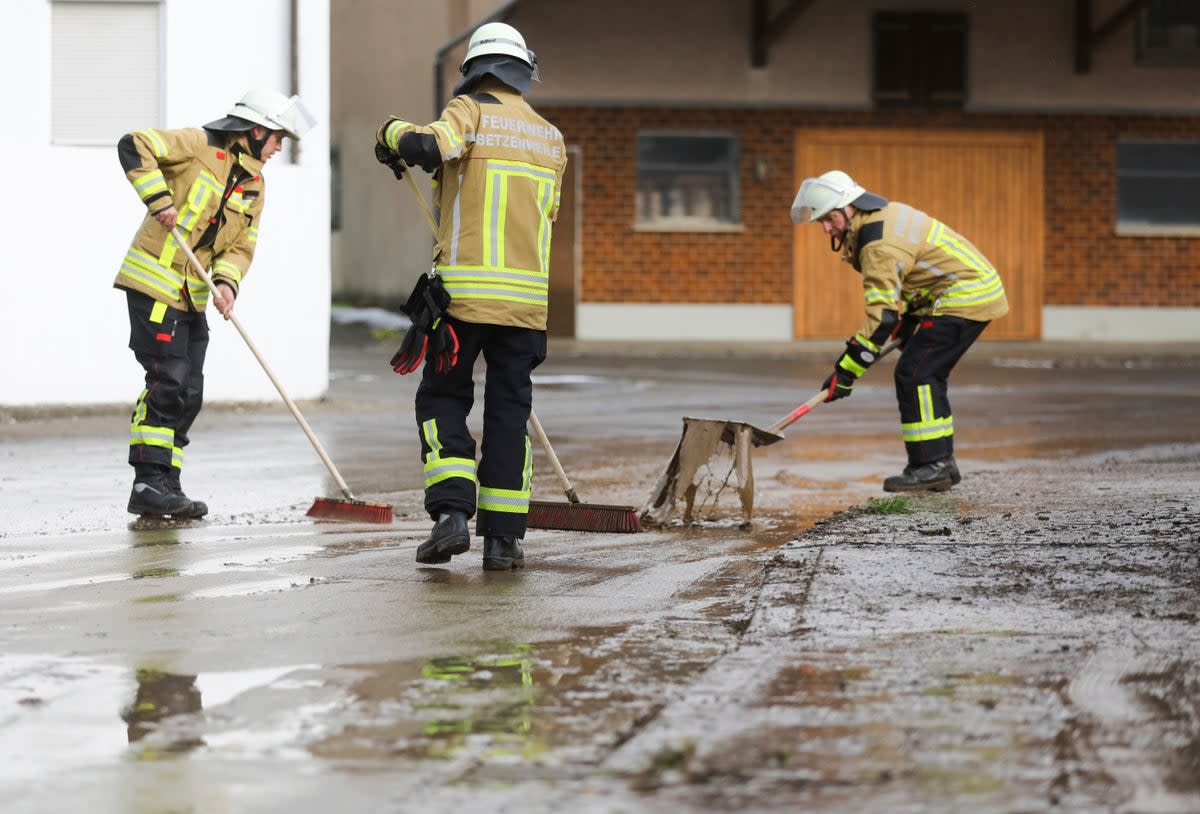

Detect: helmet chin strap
829,208,850,253
246,129,270,160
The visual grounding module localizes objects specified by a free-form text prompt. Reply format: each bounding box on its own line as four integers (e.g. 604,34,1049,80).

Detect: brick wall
540,106,1200,308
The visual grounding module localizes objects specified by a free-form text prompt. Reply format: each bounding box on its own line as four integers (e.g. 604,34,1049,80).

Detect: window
52,1,162,145
872,12,967,107
636,132,740,230
1138,0,1200,66
1116,139,1200,235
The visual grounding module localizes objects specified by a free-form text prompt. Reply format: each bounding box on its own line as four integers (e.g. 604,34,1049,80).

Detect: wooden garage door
793,128,1043,340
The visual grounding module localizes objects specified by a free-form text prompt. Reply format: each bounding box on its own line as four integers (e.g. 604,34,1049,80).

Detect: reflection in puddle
416,646,538,758
122,668,204,755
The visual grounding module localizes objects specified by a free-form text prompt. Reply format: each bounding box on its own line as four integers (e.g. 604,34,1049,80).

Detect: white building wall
0,0,330,407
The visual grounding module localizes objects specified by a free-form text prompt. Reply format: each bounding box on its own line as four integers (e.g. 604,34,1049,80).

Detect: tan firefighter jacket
113,127,265,313
842,203,1009,351
377,79,567,330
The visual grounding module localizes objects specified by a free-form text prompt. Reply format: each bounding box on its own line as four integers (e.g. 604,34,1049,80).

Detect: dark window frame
635,131,742,232
871,11,968,108
1115,138,1200,237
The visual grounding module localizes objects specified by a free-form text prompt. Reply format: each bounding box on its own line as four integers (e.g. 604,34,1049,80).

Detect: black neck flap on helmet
454,55,534,95
203,115,270,160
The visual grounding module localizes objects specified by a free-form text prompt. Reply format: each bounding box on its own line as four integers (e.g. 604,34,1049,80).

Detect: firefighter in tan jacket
792,170,1008,492
115,89,315,518
375,22,567,570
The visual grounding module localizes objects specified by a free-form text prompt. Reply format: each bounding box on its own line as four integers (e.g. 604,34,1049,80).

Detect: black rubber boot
416,512,471,564
945,456,962,485
165,470,208,519
128,465,193,517
482,536,525,571
882,459,956,493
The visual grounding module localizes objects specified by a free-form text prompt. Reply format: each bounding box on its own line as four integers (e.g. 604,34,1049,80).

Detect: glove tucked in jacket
390,273,458,375
820,338,879,402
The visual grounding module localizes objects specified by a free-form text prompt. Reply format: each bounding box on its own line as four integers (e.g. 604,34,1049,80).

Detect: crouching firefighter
791,170,1008,492
114,89,316,518
374,22,567,569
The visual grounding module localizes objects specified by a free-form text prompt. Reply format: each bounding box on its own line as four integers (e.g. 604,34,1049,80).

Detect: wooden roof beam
751,0,816,68
1075,0,1159,73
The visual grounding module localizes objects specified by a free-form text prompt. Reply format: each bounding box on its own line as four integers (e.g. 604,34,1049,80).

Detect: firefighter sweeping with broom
792,170,1008,492
115,89,315,519
374,22,567,569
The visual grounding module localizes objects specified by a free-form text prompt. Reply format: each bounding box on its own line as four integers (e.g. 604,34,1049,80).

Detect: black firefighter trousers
415,317,547,540
893,315,989,467
125,289,209,475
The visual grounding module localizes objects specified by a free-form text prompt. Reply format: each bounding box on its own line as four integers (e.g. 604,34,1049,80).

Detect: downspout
289,0,300,163
433,0,521,118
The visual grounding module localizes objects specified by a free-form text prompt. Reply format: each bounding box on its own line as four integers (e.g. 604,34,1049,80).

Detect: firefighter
791,170,1008,492
115,89,316,518
374,22,567,570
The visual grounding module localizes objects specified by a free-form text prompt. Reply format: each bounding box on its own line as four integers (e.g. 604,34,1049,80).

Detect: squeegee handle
765,334,906,436
170,227,356,501
528,409,580,504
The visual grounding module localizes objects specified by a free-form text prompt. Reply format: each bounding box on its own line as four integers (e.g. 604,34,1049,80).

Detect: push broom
401,171,641,533
171,228,393,523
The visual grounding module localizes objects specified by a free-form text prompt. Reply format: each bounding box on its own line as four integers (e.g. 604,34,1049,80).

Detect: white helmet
226,88,317,140
460,22,536,72
791,170,886,223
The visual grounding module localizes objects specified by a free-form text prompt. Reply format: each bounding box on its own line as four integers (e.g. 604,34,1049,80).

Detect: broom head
527,500,642,533
306,496,394,523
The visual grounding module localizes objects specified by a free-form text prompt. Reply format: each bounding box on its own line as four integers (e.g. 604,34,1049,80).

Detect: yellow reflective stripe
421,418,477,487
481,160,558,271
478,486,530,513
149,301,167,324
134,170,168,201
121,247,184,298
429,120,464,159
171,447,184,469
941,269,1005,308
852,332,882,353
130,422,175,449
186,277,210,309
424,457,477,488
212,260,242,284
247,227,259,244
140,129,168,158
838,354,866,377
902,384,954,441
383,119,414,151
927,219,994,276
864,287,894,305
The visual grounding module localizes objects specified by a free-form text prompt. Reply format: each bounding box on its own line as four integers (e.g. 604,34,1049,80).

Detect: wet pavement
1,325,1198,813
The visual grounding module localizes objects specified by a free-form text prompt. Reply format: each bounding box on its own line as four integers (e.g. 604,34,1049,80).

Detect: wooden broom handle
528,409,579,504
170,227,356,500
765,334,906,436
404,170,439,234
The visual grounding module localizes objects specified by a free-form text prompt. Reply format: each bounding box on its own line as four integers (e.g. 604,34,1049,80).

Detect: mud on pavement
1,336,1198,813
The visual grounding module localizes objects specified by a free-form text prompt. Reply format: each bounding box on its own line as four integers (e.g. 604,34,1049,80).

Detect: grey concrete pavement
0,327,1198,813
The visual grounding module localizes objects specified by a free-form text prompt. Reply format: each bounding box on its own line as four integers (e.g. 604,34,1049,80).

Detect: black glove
821,367,856,402
426,319,460,375
390,324,429,375
890,312,922,350
374,142,406,180
820,338,877,402
390,274,454,375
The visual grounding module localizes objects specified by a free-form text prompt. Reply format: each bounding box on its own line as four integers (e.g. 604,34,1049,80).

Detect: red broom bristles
526,500,643,533
306,497,394,524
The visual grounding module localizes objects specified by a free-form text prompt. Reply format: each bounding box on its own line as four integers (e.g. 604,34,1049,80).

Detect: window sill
635,221,745,234
1115,223,1200,238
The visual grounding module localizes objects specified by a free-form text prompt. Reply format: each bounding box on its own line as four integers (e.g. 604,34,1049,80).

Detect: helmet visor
269,95,318,140
791,176,857,223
